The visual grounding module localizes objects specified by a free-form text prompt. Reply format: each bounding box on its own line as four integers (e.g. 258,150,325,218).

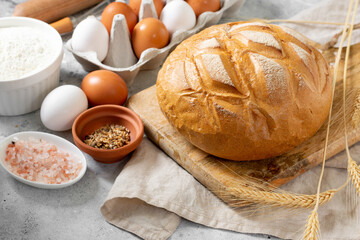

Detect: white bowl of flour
0,17,63,116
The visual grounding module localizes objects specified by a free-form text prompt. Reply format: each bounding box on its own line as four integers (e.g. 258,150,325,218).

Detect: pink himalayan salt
4,138,82,184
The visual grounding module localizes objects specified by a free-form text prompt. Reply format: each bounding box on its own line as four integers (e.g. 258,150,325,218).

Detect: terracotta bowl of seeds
72,105,144,163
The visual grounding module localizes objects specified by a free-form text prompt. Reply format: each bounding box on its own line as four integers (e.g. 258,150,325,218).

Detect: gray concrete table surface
0,0,323,239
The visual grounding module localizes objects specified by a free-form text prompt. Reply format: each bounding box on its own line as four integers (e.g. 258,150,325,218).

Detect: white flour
0,26,55,81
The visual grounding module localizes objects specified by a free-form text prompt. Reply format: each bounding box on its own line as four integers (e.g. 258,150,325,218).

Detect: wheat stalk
262,19,346,26
303,210,320,240
348,157,360,196
341,0,360,202
302,0,358,238
221,187,336,209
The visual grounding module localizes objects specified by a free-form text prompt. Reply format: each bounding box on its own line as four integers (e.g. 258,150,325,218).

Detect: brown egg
81,70,128,106
101,2,137,34
132,18,169,59
185,0,221,17
129,0,164,17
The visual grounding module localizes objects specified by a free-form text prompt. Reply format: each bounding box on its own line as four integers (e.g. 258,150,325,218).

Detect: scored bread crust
156,22,332,161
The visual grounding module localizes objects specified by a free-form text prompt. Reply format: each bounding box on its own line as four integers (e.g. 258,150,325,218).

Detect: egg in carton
66,0,246,86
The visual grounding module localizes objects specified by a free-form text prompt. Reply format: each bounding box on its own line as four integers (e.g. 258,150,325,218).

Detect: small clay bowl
72,105,144,163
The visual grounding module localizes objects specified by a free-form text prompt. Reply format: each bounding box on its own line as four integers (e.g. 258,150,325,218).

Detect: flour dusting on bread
229,22,268,32
171,62,190,90
250,53,287,95
198,38,221,49
239,31,281,50
201,54,235,87
289,42,311,68
280,25,308,45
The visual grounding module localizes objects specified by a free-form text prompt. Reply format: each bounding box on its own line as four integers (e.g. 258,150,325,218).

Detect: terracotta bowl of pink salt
0,131,87,189
72,104,144,164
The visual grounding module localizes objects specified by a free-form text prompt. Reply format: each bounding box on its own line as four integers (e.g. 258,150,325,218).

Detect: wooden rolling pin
13,0,103,23
50,17,74,34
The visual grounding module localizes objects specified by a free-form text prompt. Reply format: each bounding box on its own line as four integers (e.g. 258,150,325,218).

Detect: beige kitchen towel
101,1,360,239
101,138,360,240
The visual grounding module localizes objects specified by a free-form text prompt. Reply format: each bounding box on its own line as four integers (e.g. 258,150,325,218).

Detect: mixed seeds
84,124,131,150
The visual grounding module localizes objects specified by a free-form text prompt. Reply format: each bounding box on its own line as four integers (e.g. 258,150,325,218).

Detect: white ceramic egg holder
66,0,246,85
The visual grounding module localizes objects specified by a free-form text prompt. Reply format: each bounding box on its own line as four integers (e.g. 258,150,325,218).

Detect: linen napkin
101,1,360,239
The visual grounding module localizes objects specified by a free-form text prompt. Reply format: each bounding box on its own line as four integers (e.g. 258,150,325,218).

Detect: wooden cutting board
127,43,360,201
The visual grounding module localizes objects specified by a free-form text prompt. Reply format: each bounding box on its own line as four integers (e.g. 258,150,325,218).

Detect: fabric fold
101,138,360,240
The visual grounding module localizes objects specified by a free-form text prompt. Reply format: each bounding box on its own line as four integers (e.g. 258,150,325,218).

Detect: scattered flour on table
0,26,55,81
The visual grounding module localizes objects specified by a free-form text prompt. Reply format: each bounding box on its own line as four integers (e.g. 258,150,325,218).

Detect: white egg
41,85,88,131
71,16,109,62
160,0,196,35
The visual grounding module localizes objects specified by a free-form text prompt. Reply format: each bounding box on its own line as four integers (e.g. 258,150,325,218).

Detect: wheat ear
222,188,336,209
348,157,360,196
304,211,320,240
214,163,339,209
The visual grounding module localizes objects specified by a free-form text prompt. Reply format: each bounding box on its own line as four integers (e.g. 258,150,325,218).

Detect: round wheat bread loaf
156,22,332,161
